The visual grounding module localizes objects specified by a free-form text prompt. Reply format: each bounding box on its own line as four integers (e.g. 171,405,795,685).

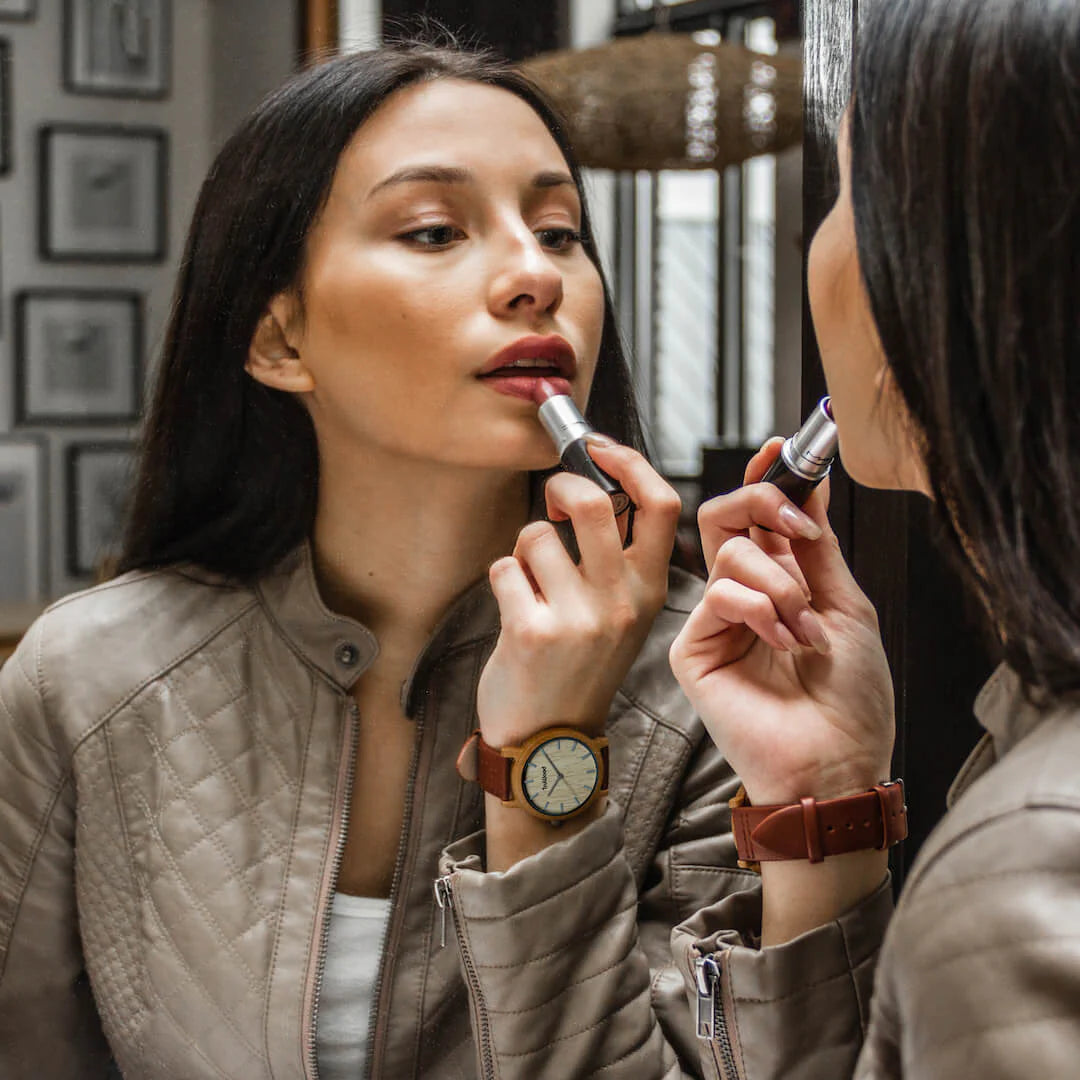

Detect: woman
670,0,1080,1075
0,44,767,1080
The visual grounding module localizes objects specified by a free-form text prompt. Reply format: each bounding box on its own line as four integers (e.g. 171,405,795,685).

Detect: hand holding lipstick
476,438,681,752
667,439,895,809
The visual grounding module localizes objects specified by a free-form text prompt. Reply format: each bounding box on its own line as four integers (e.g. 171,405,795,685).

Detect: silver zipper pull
433,875,454,948
694,955,721,1039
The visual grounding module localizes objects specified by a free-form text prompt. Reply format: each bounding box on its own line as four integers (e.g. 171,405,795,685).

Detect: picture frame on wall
0,438,47,603
15,290,143,425
66,441,134,579
0,1,35,22
65,0,170,98
0,39,10,175
39,124,167,262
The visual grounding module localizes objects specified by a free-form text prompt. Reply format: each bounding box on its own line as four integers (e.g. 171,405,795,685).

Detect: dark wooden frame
65,440,135,578
38,123,168,263
14,288,143,426
63,0,171,99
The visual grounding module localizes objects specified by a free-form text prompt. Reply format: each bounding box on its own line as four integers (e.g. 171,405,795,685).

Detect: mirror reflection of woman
671,0,1080,1074
0,43,769,1079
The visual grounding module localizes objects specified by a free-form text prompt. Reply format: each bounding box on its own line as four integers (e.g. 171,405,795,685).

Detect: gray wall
0,0,295,602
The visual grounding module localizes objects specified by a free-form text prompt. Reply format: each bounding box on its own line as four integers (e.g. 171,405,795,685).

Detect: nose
488,227,564,320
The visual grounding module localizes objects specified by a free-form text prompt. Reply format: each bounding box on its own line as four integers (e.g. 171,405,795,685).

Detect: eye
399,224,464,249
536,227,583,252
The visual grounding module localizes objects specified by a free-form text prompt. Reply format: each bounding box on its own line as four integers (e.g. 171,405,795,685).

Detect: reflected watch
456,727,610,823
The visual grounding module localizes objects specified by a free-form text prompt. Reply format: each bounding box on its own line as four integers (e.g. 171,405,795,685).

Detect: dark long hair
850,0,1080,694
117,43,650,582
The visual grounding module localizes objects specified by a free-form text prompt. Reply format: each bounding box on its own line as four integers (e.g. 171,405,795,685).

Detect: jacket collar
254,473,555,708
255,542,500,709
949,663,1070,805
972,663,1053,757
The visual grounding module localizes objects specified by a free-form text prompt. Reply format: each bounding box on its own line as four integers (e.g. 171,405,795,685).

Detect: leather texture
0,542,756,1079
731,782,907,863
673,664,1080,1079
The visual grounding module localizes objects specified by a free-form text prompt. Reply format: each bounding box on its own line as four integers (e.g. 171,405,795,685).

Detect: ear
245,293,315,393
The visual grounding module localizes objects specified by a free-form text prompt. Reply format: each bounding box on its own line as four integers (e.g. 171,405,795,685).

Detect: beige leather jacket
0,544,757,1079
673,663,1080,1078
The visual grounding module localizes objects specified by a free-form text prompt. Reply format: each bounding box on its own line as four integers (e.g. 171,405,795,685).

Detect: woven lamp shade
519,33,802,172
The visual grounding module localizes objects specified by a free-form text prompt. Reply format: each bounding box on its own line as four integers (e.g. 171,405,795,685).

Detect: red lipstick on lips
533,378,633,516
477,335,575,401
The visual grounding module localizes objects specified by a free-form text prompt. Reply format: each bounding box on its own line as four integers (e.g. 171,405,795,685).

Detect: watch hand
541,748,566,781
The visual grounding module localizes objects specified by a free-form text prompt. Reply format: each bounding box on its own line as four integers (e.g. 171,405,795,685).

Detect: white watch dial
521,736,600,817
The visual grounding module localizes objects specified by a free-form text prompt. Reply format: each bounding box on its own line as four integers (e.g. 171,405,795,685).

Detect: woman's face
807,111,929,494
266,78,605,474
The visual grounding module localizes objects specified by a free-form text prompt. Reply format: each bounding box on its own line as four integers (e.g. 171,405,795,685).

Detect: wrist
742,763,893,807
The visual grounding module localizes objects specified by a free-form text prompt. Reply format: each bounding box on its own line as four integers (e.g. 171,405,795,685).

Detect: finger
488,555,540,624
542,471,625,587
744,437,785,485
582,442,683,570
698,482,823,573
687,576,802,657
512,520,582,608
712,537,830,653
786,501,872,620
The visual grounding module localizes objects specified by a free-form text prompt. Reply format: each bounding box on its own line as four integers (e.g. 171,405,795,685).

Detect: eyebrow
366,165,577,199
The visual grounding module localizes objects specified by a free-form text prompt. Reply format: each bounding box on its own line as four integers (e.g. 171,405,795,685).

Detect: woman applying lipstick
0,41,770,1080
670,0,1080,1075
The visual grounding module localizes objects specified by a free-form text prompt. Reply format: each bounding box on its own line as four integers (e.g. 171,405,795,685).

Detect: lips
477,335,577,380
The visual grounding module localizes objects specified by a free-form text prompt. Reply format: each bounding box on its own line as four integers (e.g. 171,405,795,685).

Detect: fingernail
775,622,801,653
778,503,823,540
585,432,618,448
797,610,831,655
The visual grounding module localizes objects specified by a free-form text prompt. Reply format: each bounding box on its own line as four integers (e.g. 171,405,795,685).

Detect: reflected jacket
672,663,1080,1079
0,542,757,1079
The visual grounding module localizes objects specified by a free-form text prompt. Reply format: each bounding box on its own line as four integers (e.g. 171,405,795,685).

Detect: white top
315,892,391,1080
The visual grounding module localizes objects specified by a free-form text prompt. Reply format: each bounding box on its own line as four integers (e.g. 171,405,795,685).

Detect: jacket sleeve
0,623,114,1077
671,876,894,1080
437,729,760,1079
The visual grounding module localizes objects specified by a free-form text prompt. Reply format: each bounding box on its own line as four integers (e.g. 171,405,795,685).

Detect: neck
311,444,533,652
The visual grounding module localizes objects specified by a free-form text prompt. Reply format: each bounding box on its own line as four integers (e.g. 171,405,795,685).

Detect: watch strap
731,780,907,866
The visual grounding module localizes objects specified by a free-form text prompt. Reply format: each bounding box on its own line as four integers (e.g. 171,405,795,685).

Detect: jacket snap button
335,641,360,667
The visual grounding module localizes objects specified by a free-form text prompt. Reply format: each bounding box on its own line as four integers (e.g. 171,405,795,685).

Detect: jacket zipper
694,952,741,1080
433,872,496,1079
305,697,361,1080
361,700,428,1078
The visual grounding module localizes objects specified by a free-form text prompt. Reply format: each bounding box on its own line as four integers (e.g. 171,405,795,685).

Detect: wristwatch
730,780,907,870
456,727,610,823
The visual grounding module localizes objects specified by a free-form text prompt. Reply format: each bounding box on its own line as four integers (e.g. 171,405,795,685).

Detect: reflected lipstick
533,379,633,516
761,396,838,506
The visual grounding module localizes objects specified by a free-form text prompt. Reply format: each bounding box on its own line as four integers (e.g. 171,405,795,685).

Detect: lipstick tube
761,396,838,507
535,386,633,516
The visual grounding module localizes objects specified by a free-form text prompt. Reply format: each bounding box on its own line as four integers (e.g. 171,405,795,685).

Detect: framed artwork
65,0,169,98
66,441,134,578
39,124,167,262
0,39,10,175
0,438,47,603
0,1,35,21
15,290,143,425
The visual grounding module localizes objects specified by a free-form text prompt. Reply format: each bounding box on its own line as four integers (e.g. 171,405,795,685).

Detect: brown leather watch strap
731,781,907,865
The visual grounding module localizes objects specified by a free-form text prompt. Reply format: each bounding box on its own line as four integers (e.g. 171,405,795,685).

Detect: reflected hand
668,440,896,805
